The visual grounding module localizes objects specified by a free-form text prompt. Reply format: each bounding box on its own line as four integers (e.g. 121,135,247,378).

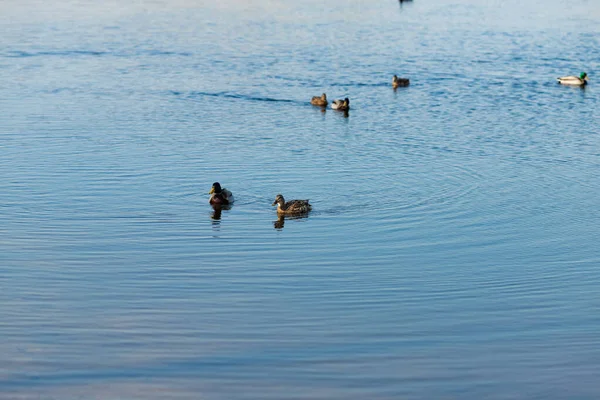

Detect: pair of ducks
209,182,312,215
557,72,588,86
391,73,587,87
309,74,410,110
310,94,350,111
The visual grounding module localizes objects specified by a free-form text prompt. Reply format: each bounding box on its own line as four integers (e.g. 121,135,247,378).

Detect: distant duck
209,182,234,205
272,194,312,215
310,93,328,107
331,97,350,111
392,75,410,88
557,72,588,86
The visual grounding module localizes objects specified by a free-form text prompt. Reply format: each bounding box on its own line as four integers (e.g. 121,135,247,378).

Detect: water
2,0,600,398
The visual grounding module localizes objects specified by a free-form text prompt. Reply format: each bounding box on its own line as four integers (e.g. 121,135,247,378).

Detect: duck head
580,72,588,81
272,194,285,207
209,182,222,194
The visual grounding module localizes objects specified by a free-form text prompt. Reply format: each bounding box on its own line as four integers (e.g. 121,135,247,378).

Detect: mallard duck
272,194,312,214
557,72,588,86
310,93,328,107
209,182,234,205
392,75,410,88
331,98,350,111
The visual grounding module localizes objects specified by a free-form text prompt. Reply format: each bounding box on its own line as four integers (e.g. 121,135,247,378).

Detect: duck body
557,72,588,86
331,98,350,111
209,182,234,205
272,194,312,215
392,75,410,88
311,93,328,107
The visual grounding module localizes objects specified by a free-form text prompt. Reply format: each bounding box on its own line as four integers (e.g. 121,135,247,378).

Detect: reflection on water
211,205,232,219
273,215,285,229
398,0,414,10
211,207,222,226
273,213,310,230
210,205,232,229
210,206,225,221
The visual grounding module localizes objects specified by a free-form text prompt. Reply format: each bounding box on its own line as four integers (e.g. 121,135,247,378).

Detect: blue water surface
1,0,600,398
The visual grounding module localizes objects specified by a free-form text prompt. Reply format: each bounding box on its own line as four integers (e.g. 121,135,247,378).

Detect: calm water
2,0,600,398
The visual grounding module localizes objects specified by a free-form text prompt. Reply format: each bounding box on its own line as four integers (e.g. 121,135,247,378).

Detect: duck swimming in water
331,98,350,111
392,75,410,88
209,182,234,205
557,72,588,86
271,194,312,215
310,93,328,107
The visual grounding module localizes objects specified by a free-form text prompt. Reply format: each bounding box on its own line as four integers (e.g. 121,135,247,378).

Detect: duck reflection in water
273,213,310,230
210,204,231,228
332,109,349,119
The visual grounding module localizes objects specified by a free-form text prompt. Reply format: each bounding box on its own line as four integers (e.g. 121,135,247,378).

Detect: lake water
2,0,600,398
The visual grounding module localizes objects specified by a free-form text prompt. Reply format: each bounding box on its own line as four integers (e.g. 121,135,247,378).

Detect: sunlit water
2,0,600,398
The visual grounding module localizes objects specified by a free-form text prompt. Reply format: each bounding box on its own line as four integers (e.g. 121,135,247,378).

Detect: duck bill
209,187,215,194
271,201,277,206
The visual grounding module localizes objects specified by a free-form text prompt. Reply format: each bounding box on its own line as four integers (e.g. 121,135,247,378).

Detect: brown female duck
392,75,410,88
310,93,328,107
271,194,312,214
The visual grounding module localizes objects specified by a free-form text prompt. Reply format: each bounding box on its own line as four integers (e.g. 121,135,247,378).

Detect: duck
272,194,312,214
557,72,588,86
310,93,328,107
331,98,350,111
392,75,410,88
209,182,234,205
